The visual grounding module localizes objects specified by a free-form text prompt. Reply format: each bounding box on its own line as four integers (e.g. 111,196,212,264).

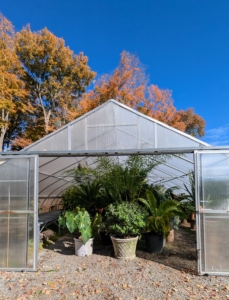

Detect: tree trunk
0,126,6,151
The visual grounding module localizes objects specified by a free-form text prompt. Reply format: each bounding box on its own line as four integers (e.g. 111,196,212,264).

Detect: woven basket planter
111,235,138,259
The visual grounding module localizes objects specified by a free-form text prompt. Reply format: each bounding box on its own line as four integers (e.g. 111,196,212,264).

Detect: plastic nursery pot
99,231,112,246
74,238,94,256
144,232,164,253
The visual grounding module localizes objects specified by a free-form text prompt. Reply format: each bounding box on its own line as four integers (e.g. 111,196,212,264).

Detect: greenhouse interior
0,99,229,275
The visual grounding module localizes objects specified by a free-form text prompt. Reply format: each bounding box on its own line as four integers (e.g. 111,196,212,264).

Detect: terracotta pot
190,219,196,230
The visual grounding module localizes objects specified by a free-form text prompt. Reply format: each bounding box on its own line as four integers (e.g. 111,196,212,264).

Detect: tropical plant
66,155,169,203
146,184,184,206
180,171,196,216
58,207,102,244
139,190,186,237
61,180,109,212
184,171,195,203
102,202,148,238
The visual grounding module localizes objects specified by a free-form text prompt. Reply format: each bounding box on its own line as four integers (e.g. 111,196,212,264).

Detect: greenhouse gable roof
12,100,210,205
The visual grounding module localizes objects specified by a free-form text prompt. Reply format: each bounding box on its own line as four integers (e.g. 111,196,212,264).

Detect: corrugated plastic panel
196,151,229,275
0,156,38,271
157,125,199,148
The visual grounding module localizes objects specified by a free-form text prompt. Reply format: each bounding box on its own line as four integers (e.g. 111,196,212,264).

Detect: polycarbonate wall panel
199,213,229,274
196,151,229,275
29,128,68,151
0,156,38,271
139,118,155,148
157,125,198,148
116,125,138,149
114,105,138,124
198,153,229,210
71,119,86,150
87,126,117,150
87,103,116,126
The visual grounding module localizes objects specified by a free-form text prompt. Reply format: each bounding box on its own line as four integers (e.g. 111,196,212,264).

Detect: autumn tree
80,51,205,138
79,51,146,113
14,26,95,141
0,14,31,150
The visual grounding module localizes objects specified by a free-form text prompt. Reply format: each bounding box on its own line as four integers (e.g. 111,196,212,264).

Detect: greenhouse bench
38,210,62,234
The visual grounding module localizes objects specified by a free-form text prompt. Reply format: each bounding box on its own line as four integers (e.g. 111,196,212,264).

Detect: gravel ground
1,227,229,300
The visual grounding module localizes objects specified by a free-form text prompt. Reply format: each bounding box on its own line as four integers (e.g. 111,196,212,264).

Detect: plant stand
74,238,94,256
111,235,138,259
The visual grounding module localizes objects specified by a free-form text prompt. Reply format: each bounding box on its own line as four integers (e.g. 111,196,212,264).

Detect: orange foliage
0,14,31,150
80,51,145,114
80,51,205,137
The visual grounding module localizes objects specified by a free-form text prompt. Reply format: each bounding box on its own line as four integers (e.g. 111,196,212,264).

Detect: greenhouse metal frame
0,100,229,275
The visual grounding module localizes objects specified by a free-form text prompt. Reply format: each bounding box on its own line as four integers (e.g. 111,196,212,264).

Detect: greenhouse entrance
1,149,229,274
0,155,38,271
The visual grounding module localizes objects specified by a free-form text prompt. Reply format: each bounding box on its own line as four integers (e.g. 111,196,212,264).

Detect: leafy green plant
102,202,148,238
139,190,186,237
61,180,111,212
183,171,195,207
58,207,102,244
145,184,186,206
179,200,195,216
66,155,169,203
179,171,196,215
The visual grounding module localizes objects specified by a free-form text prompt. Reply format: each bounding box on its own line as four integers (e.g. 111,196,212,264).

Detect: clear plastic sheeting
196,151,229,275
0,156,38,271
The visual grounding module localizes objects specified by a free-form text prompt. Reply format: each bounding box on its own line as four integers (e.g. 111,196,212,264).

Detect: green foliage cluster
58,207,102,244
139,190,186,237
102,202,148,238
61,155,169,211
62,180,109,211
179,171,196,215
60,155,191,241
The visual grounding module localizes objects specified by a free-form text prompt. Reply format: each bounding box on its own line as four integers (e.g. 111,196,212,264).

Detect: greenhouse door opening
0,156,38,271
195,150,229,275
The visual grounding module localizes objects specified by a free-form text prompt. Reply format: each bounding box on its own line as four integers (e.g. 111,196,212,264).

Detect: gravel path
0,227,229,300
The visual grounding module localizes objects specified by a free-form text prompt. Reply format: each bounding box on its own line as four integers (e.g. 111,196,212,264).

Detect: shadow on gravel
136,226,197,274
46,226,197,274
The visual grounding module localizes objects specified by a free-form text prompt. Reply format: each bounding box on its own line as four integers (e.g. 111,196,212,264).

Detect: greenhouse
0,99,229,275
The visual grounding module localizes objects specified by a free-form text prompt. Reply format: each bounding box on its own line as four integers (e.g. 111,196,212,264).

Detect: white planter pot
111,235,138,259
74,237,94,256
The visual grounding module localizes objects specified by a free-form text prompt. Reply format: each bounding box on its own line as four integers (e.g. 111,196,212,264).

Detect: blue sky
1,0,229,145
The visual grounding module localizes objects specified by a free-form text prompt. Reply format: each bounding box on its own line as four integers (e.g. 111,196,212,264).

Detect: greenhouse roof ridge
23,99,209,151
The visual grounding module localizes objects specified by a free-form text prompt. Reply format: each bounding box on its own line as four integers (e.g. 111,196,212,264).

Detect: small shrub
102,202,148,238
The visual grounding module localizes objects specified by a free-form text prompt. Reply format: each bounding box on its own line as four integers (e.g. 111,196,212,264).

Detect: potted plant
58,207,102,256
102,202,148,259
139,190,186,253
